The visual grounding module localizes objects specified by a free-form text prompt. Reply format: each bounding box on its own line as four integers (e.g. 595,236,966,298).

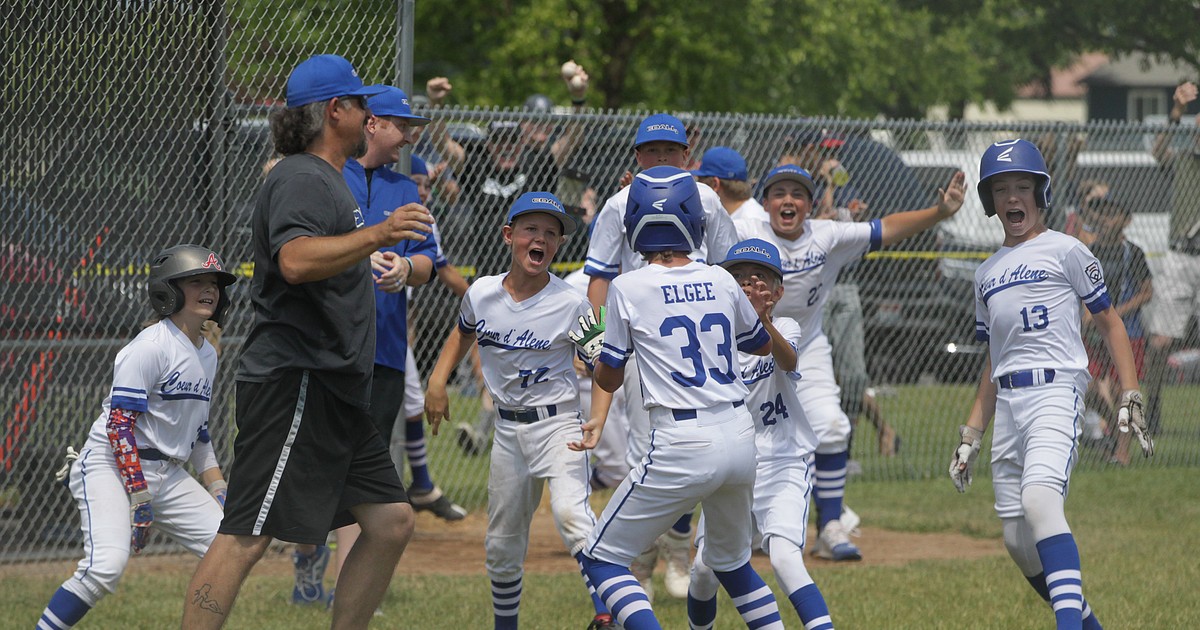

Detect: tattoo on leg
192,584,225,616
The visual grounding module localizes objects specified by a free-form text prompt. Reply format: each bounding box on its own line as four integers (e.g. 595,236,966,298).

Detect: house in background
1083,53,1199,122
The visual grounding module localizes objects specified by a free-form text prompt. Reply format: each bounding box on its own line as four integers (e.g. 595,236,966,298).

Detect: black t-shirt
237,153,375,408
455,143,558,277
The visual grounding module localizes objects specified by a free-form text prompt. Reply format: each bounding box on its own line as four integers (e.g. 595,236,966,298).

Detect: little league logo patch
1085,261,1103,284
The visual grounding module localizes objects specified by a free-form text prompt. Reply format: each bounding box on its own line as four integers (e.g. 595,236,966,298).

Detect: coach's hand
936,171,967,219
380,203,434,246
130,500,154,553
371,251,409,293
949,424,983,493
568,417,605,452
569,307,605,363
425,384,451,436
1118,389,1154,457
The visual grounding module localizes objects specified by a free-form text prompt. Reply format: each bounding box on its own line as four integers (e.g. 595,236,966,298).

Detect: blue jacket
344,159,438,371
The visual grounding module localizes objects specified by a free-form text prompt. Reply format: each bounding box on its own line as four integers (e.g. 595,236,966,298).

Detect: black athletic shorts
369,363,406,444
220,369,408,544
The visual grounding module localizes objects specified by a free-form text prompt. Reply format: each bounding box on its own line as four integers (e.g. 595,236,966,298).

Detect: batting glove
54,446,80,487
130,496,154,554
568,306,606,363
1117,389,1154,457
949,425,984,493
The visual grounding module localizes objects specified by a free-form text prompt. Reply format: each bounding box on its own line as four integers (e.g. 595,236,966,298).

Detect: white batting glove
1117,390,1154,457
949,425,984,493
54,446,80,485
568,306,605,363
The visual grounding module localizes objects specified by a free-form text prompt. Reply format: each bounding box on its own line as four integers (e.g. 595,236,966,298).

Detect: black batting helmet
147,244,237,325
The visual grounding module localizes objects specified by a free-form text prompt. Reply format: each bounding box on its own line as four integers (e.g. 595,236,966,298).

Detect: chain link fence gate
3,1,1199,563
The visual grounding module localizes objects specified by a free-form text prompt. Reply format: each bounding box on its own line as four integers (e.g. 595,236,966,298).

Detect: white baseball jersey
584,182,739,279
974,230,1110,378
740,317,817,461
600,261,769,409
728,197,768,223
735,217,881,351
84,319,218,463
458,273,590,408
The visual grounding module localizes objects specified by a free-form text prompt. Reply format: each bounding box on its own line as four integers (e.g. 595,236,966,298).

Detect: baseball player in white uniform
689,238,834,630
950,139,1153,630
37,245,234,630
584,113,739,599
735,164,965,561
573,167,784,630
425,192,617,630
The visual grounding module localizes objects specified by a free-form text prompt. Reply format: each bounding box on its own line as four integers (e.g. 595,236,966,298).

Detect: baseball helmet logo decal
202,253,221,270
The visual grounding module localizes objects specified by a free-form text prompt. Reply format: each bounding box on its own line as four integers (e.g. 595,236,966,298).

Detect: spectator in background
1080,198,1153,465
1144,80,1200,435
691,146,769,222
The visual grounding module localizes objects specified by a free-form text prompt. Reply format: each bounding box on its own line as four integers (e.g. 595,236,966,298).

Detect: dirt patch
4,503,1004,580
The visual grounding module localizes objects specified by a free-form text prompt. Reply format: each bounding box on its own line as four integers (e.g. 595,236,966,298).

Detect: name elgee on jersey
161,371,214,400
977,263,1051,300
474,319,553,351
660,281,717,304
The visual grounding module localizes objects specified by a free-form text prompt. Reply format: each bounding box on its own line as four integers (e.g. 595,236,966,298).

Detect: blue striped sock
406,420,433,491
672,512,693,534
1026,572,1102,629
491,577,521,630
576,553,610,615
1036,533,1084,629
813,452,848,531
39,587,90,629
788,583,833,629
581,556,660,629
714,562,785,629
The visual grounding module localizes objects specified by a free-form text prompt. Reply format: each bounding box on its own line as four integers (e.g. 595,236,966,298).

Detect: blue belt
498,404,558,424
672,399,744,421
998,369,1055,389
138,448,173,461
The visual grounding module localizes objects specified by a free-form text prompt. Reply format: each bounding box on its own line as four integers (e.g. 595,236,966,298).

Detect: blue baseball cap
410,155,428,176
761,164,816,199
634,114,688,148
691,147,747,181
366,86,431,126
506,192,581,235
720,238,783,279
286,54,385,108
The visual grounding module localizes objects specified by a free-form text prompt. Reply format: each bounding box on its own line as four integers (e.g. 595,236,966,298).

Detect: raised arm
424,77,466,172
879,171,965,248
279,204,433,284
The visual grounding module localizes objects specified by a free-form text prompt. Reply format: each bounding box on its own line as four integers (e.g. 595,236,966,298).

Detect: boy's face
635,141,689,170
989,172,1044,244
725,262,784,305
503,213,564,277
413,173,430,205
174,273,220,322
764,180,813,240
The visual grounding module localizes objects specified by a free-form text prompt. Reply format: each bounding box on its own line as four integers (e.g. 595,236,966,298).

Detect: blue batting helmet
978,139,1052,217
624,166,705,253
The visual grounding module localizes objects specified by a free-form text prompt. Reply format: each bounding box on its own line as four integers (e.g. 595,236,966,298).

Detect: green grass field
3,469,1196,629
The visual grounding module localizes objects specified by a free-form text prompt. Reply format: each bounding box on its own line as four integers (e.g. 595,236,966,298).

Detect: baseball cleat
812,520,862,562
587,612,621,629
840,504,862,537
291,545,331,605
658,529,692,599
409,485,468,521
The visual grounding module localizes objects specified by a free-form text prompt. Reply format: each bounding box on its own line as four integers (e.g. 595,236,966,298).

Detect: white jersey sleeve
459,275,587,408
86,320,219,461
1063,240,1113,314
600,262,770,409
584,189,629,280
699,183,738,264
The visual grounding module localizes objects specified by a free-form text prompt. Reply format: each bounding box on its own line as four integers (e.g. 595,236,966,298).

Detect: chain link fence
3,1,1199,563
